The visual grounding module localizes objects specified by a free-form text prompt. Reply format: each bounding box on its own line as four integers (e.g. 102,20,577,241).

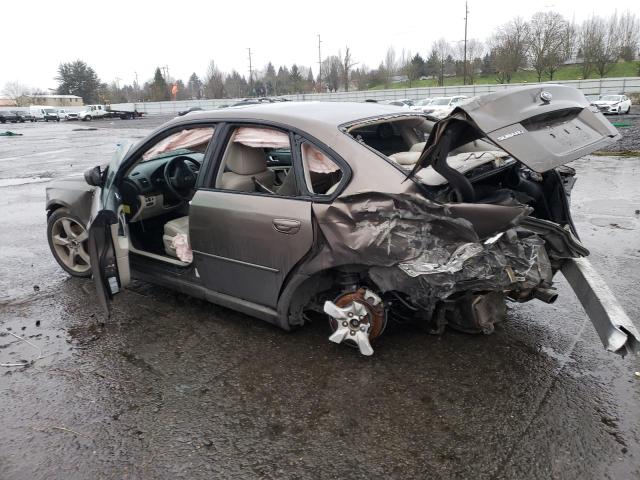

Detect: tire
47,208,92,277
56,118,60,122
85,115,92,121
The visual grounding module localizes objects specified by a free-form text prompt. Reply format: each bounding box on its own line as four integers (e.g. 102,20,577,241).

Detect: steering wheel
163,155,200,201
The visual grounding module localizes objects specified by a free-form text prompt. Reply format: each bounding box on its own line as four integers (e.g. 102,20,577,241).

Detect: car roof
169,101,413,138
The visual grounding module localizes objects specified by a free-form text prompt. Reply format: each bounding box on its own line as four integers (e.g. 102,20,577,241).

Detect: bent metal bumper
562,258,639,356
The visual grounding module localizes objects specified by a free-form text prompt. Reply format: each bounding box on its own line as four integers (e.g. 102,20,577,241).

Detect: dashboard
120,153,203,222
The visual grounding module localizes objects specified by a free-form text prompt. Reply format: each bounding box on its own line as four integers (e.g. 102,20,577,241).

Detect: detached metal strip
562,257,639,356
192,250,279,273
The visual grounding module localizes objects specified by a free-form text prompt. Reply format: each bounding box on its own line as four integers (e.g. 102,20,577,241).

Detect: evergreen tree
55,60,101,103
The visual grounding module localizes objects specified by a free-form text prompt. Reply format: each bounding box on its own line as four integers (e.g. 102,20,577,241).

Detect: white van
29,106,60,122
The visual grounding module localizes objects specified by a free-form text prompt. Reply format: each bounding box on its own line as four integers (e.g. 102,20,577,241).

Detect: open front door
87,188,130,314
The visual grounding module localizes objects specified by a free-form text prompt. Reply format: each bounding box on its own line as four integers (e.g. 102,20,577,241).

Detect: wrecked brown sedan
46,85,639,356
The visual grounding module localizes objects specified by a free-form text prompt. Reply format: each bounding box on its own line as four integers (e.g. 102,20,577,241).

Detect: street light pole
317,34,322,92
247,48,253,96
463,1,469,85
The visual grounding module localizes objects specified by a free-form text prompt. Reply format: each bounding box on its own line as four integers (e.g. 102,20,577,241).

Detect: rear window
347,115,432,158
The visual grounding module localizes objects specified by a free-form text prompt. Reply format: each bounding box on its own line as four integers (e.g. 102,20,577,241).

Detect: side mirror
84,165,104,187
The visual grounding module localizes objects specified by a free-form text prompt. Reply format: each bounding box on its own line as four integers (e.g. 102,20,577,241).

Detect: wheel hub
324,288,386,356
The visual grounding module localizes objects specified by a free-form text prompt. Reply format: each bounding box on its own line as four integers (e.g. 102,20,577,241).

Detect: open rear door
87,188,130,314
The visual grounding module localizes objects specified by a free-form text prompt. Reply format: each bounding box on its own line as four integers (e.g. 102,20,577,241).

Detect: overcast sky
2,0,638,91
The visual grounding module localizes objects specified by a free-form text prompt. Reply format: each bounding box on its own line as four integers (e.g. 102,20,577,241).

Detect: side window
215,126,298,196
300,142,343,195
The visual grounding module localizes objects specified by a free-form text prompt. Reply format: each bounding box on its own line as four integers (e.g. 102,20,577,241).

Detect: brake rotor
325,288,387,355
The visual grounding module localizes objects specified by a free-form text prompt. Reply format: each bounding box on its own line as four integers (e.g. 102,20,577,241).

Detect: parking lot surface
1,115,639,479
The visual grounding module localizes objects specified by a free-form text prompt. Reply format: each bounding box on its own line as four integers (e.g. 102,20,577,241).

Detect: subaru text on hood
45,85,639,357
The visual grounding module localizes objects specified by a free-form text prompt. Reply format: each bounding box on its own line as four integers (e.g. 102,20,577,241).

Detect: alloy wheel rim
51,217,91,273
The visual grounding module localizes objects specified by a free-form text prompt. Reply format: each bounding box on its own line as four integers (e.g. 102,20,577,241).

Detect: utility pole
247,48,253,96
317,34,322,92
463,1,469,85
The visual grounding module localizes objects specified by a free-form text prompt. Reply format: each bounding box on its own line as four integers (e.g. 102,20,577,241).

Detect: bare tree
339,46,358,92
383,47,396,88
490,17,529,83
203,60,225,99
455,39,484,84
321,56,341,92
528,12,570,81
618,11,640,61
580,15,621,79
2,81,30,106
432,38,451,86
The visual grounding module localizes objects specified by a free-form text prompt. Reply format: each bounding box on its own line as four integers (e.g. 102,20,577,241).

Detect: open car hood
408,85,620,178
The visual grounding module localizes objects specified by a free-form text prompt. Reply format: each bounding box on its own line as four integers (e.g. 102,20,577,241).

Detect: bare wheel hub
324,288,386,356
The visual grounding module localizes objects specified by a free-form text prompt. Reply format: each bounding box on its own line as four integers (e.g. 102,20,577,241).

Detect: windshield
415,99,432,106
431,98,451,106
44,108,56,113
600,95,622,102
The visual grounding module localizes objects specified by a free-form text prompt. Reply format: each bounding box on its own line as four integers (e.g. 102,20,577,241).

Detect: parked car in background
30,106,60,122
45,85,638,358
385,99,414,108
590,94,632,115
12,111,35,122
411,98,434,112
177,106,204,116
421,95,468,118
0,111,20,123
58,109,79,121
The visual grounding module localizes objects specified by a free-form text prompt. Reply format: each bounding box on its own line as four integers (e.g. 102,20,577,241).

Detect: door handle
273,218,301,234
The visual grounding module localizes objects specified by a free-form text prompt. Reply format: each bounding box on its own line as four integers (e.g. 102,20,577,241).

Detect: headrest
226,143,267,175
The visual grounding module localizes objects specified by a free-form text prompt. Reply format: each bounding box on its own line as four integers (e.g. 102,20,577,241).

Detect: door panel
87,184,130,314
88,209,130,313
190,190,313,307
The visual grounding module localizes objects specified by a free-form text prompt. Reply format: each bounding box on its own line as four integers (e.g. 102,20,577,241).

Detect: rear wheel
325,287,387,356
47,208,91,277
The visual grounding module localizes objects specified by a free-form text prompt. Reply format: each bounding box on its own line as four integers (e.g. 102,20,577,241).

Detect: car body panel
443,85,620,173
190,190,314,308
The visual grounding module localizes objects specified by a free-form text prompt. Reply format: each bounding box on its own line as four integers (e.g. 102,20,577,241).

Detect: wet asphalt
0,114,639,480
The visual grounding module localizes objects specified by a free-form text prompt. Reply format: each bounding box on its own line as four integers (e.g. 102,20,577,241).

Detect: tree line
2,10,638,105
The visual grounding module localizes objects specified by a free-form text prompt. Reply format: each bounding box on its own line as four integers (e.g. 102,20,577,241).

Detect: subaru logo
540,91,552,102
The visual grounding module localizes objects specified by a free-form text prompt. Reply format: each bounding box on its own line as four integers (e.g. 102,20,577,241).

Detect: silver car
46,85,638,356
